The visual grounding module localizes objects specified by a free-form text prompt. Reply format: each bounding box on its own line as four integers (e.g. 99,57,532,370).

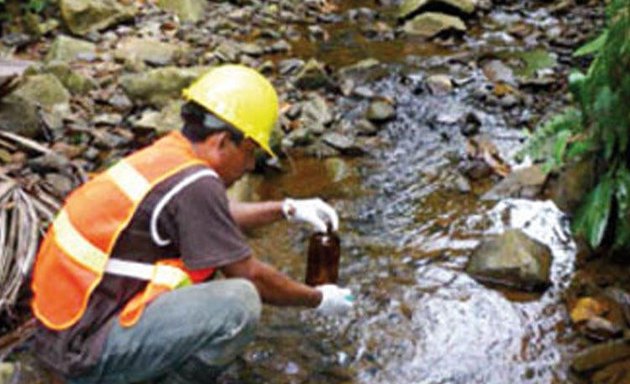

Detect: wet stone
466,229,552,292
572,336,630,373
481,165,546,201
294,59,334,90
426,74,453,95
582,316,624,341
398,0,476,20
322,132,365,156
402,12,467,38
366,100,396,123
482,59,516,85
355,119,379,136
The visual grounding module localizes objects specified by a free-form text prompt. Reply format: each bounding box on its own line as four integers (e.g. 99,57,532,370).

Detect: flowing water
222,1,591,383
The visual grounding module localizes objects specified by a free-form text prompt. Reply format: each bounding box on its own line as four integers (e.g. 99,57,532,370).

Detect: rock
403,12,466,38
426,74,453,95
119,66,208,107
466,229,552,292
591,359,630,384
355,119,379,136
366,100,396,123
571,336,630,373
60,0,137,36
544,157,597,214
398,0,476,19
0,95,40,138
240,42,265,57
482,60,516,85
337,58,384,83
300,94,333,130
0,58,33,78
604,288,630,327
45,173,75,196
322,132,365,156
115,38,187,66
278,59,305,76
44,61,97,94
45,35,96,63
157,0,207,23
13,74,71,108
133,101,184,134
294,59,334,90
283,127,314,147
583,316,624,341
481,165,547,200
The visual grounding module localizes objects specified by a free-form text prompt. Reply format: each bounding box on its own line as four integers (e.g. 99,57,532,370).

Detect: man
30,65,354,384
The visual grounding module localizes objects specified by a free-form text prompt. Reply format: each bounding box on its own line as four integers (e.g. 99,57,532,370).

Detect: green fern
526,0,630,250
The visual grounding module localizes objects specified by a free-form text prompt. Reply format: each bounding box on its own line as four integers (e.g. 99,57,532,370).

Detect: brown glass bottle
305,227,340,286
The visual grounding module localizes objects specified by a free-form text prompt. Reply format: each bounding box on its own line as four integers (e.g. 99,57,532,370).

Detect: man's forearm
229,200,284,229
221,256,322,308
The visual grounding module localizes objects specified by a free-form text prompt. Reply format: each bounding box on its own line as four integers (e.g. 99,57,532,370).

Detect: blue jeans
69,279,261,384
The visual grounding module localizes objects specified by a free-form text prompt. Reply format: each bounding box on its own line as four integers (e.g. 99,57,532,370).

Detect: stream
219,1,592,383
3,0,605,383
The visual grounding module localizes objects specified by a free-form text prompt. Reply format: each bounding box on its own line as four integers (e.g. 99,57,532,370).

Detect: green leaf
572,174,614,248
566,139,594,159
614,168,630,249
574,31,609,57
553,130,572,164
568,71,587,101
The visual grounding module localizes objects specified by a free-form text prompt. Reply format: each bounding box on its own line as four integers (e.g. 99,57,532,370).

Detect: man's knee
219,278,261,326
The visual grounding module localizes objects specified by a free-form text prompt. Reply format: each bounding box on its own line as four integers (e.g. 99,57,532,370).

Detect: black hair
181,101,244,144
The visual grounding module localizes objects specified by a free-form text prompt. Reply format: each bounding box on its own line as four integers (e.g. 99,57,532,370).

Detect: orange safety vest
32,131,217,330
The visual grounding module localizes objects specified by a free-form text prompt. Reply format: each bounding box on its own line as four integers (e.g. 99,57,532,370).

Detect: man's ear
216,131,232,150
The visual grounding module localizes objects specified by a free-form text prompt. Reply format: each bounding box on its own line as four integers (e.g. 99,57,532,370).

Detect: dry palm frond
0,174,61,316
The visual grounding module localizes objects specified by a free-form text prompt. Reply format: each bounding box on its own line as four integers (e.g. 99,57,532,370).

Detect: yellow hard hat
183,65,279,157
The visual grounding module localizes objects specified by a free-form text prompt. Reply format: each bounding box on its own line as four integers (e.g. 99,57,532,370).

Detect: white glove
282,198,339,232
315,284,354,316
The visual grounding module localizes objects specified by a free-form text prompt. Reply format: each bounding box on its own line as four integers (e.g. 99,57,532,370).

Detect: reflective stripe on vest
31,132,216,330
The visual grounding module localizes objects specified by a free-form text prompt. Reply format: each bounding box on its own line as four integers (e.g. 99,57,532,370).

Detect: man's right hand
315,284,354,316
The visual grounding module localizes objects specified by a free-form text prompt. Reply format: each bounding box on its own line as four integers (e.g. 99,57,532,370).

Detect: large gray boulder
60,0,137,36
403,12,466,38
119,66,209,107
398,0,476,19
157,0,207,22
45,35,96,63
466,229,552,292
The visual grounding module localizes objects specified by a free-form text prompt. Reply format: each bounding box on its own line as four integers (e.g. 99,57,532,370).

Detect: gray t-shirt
34,165,252,376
